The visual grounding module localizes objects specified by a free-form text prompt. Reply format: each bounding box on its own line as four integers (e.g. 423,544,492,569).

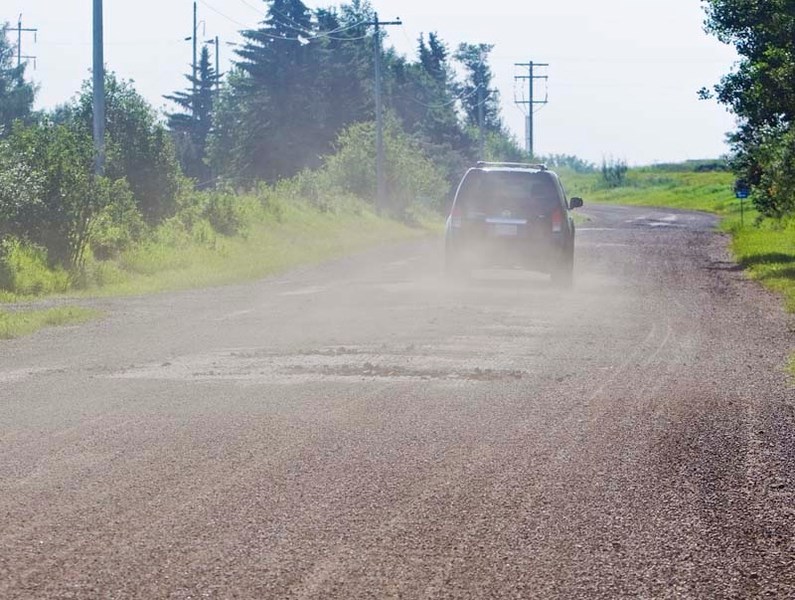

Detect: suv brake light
450,205,463,228
552,210,563,233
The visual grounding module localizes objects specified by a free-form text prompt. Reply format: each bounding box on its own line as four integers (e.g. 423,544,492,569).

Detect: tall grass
0,306,100,339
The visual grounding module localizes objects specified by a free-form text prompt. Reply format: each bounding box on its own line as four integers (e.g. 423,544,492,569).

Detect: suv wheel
551,246,574,289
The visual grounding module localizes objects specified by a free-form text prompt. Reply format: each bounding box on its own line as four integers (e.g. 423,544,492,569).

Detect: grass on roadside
727,219,795,312
75,202,432,298
0,306,101,340
565,169,737,214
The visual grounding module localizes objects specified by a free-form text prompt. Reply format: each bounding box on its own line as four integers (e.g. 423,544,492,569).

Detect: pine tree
165,46,219,183
454,43,501,132
233,0,316,180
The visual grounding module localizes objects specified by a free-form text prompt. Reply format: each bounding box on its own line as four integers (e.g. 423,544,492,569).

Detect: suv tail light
450,205,463,229
552,209,563,233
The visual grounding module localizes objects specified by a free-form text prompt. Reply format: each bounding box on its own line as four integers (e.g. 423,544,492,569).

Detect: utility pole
515,61,549,158
478,82,485,160
368,13,402,215
214,35,219,89
193,2,198,113
205,36,221,91
15,15,37,68
92,0,105,175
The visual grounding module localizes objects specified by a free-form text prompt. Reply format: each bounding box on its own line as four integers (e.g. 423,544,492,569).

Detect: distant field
565,169,737,215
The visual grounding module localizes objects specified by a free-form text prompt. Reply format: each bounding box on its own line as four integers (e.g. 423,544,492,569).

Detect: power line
398,84,481,110
198,0,248,28
199,0,366,43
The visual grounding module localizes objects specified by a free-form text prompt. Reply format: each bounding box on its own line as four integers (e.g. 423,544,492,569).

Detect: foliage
601,157,629,188
0,306,100,340
0,23,36,137
540,154,597,173
207,1,522,189
0,238,70,295
453,43,501,132
165,46,220,183
59,72,183,223
322,117,449,217
702,0,795,217
0,120,135,269
209,0,376,183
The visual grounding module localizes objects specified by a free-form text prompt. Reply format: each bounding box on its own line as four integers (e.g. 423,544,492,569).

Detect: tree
702,0,795,216
165,45,219,184
207,0,380,184
60,73,183,223
0,23,36,136
0,120,133,268
231,0,319,181
454,43,501,132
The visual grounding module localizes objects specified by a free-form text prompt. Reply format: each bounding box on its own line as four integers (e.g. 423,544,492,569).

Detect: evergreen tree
0,23,36,137
454,43,501,132
165,46,219,183
209,0,377,183
232,0,318,181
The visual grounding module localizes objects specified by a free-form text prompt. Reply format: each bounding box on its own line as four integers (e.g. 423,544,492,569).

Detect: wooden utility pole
369,14,402,215
93,0,105,175
514,61,549,158
15,15,37,68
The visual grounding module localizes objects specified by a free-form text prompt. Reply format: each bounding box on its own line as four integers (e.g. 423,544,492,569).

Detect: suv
445,162,583,286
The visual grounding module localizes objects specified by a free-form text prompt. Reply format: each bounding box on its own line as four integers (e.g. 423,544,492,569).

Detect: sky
6,0,739,165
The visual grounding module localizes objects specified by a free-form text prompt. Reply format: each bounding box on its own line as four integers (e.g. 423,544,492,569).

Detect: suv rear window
456,171,560,217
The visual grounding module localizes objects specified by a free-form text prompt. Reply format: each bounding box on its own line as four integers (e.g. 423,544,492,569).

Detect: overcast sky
7,0,738,165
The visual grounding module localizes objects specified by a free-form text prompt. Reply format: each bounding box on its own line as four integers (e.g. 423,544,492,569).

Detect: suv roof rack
476,161,547,171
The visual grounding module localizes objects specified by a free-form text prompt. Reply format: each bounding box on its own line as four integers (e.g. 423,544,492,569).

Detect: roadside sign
734,180,749,226
734,180,750,199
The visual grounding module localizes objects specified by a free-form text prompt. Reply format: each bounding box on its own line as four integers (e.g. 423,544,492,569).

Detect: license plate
493,224,518,237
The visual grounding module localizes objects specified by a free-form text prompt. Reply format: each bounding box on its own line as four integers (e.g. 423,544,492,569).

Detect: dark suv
444,162,583,286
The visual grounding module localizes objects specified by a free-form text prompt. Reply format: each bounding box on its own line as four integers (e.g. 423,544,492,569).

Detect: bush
322,117,448,219
601,157,629,188
0,238,70,295
57,73,184,224
0,120,134,268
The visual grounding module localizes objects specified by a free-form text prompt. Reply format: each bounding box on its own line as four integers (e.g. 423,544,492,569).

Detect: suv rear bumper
446,234,570,272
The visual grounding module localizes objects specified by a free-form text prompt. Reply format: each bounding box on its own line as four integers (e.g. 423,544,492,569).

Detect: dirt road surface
1,205,793,599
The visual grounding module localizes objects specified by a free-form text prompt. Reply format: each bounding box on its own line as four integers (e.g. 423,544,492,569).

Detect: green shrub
0,238,70,295
0,120,133,269
60,73,184,224
322,117,448,220
601,157,629,188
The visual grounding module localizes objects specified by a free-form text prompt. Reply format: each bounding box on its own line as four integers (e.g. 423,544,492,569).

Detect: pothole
111,344,529,384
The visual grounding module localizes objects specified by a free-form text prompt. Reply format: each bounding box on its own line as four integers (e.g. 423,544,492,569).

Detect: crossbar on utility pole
92,0,105,176
515,61,549,158
369,14,402,215
15,15,37,68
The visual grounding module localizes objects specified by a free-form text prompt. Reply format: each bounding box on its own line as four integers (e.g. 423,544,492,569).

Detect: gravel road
1,204,793,599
